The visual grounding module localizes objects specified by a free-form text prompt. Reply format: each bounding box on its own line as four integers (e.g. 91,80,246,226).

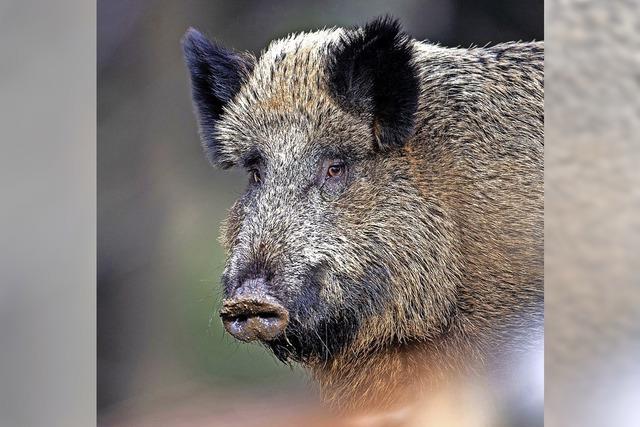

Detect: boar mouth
265,312,362,365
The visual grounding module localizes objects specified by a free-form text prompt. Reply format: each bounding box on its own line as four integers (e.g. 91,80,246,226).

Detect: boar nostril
219,297,289,342
258,312,278,320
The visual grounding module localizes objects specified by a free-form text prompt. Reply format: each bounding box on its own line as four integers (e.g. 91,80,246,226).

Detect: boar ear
327,17,419,150
182,28,255,167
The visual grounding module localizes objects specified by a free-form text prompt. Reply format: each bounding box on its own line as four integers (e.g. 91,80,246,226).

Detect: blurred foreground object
546,0,640,426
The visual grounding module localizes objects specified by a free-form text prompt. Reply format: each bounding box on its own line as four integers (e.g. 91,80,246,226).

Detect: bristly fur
183,17,544,412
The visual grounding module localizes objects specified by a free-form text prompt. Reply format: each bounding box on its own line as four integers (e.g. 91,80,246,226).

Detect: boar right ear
182,28,255,167
327,17,419,151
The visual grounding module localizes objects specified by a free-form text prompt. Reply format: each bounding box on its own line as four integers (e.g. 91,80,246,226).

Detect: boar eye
327,164,345,178
319,160,347,200
249,169,261,184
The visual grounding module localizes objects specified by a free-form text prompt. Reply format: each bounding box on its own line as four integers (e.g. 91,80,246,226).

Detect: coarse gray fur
183,17,543,411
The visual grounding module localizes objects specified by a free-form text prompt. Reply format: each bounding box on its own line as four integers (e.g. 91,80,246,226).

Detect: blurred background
98,0,543,425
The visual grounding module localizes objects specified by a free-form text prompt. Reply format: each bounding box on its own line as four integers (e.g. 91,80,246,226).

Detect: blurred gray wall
1,1,95,426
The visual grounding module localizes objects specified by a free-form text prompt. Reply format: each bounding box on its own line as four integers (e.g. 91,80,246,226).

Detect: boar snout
220,278,289,342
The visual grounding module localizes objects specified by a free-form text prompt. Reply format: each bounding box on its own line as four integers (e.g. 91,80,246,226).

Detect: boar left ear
182,28,256,167
327,17,419,150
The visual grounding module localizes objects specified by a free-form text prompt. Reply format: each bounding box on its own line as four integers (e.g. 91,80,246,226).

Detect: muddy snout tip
220,297,289,342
